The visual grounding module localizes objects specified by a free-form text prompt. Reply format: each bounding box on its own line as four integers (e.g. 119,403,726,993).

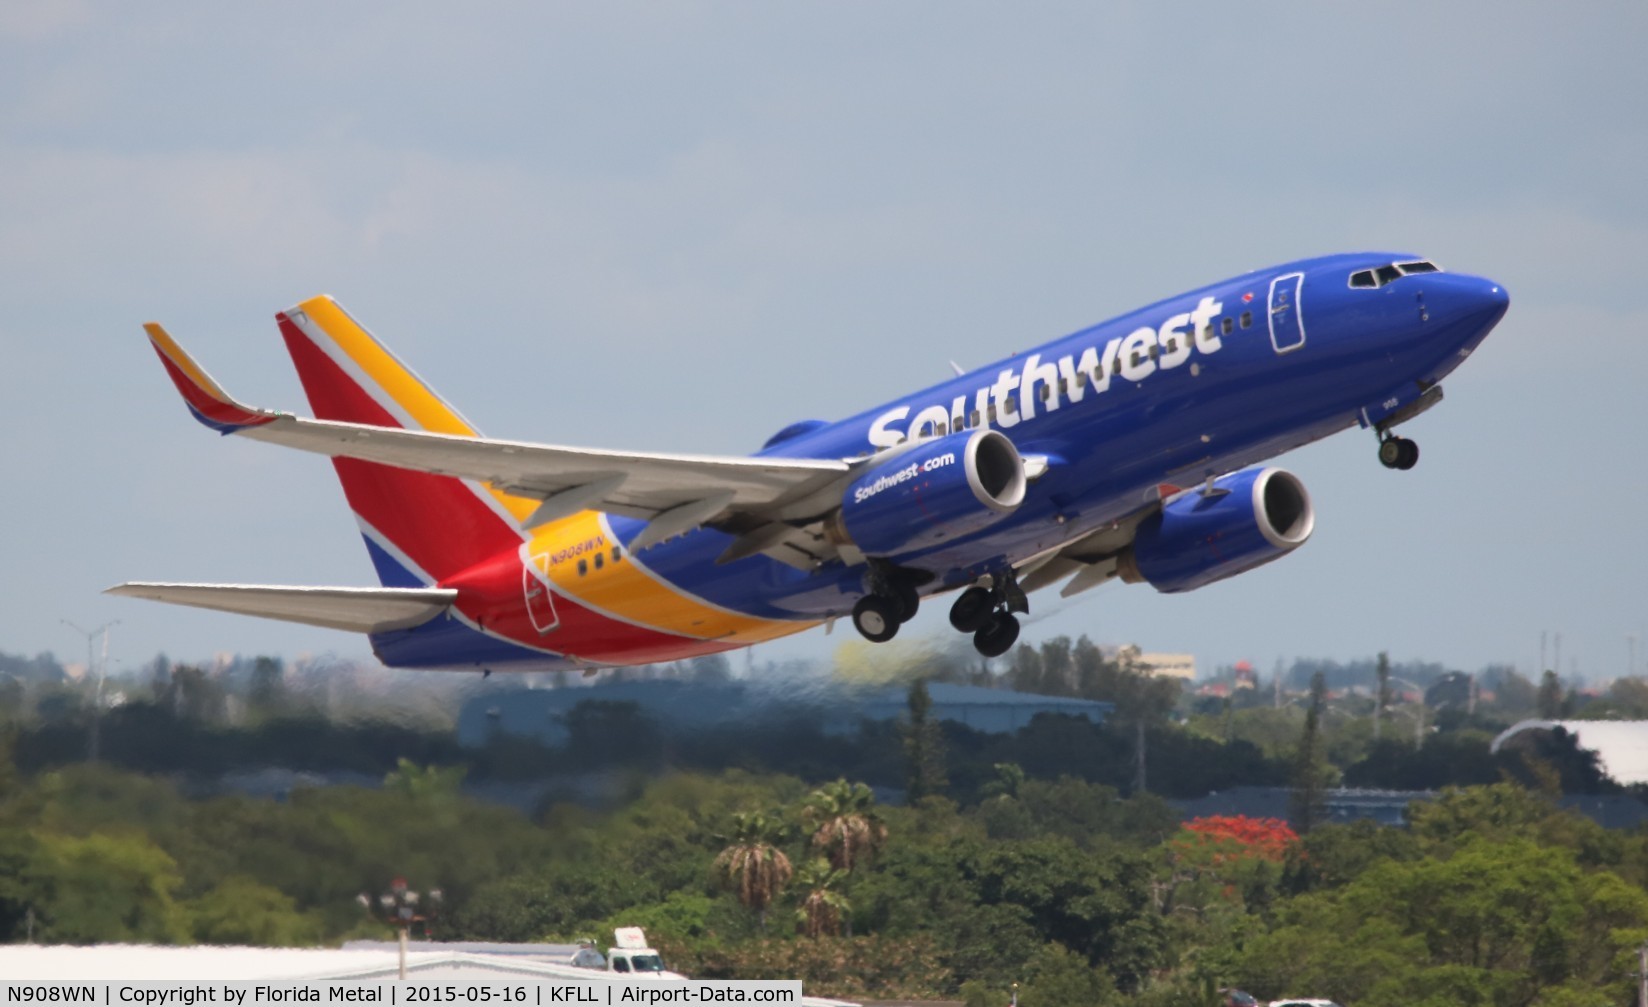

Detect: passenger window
969,409,981,427
577,559,588,577
612,546,623,563
1090,364,1104,383
1240,311,1252,328
1350,270,1377,288
1038,384,1052,402
1221,317,1234,335
594,553,604,570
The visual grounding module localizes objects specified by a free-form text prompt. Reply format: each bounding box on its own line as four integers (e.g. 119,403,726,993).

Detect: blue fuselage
600,252,1508,621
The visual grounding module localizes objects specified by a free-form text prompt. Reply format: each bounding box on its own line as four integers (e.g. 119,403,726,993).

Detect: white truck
571,927,687,980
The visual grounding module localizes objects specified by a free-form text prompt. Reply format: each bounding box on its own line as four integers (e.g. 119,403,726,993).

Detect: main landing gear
850,565,922,644
948,572,1028,659
1377,434,1419,471
849,563,1026,660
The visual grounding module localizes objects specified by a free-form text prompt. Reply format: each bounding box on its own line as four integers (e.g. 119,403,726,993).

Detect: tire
1378,438,1403,469
973,612,1020,658
1396,438,1420,470
852,595,900,643
949,586,994,633
893,581,920,623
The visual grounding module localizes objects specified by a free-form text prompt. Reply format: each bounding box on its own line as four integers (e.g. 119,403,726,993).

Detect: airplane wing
144,324,853,547
1014,491,1172,597
104,583,458,633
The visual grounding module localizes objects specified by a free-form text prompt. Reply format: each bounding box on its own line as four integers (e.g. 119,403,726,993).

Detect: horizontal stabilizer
105,583,458,634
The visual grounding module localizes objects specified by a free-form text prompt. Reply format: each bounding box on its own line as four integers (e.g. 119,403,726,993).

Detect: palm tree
713,810,793,932
801,779,887,873
792,858,849,938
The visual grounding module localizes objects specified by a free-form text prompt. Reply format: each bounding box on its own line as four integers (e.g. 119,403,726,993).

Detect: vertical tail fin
276,296,533,586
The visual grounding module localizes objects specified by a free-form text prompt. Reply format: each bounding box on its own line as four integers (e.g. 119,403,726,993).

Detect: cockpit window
1349,259,1443,289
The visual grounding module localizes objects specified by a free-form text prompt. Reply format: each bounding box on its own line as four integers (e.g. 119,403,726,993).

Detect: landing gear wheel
973,612,1020,658
1378,438,1402,468
949,587,994,633
893,581,920,623
852,595,900,643
1395,438,1419,470
1378,436,1419,470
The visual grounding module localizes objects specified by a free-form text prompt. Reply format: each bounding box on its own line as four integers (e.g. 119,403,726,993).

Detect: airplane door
1268,272,1305,354
522,554,560,634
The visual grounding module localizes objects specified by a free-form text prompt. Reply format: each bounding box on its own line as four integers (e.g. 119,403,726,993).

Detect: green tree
802,779,888,874
903,679,949,802
1238,837,1648,1007
792,859,849,938
383,758,467,803
1018,942,1119,1007
714,810,793,932
187,876,322,945
1538,670,1564,720
1288,672,1330,834
27,832,190,943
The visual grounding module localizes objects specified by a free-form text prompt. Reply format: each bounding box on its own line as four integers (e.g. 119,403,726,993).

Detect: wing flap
105,583,458,634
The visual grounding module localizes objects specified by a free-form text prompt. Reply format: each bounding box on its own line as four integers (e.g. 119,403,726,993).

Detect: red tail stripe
151,345,273,428
279,318,520,581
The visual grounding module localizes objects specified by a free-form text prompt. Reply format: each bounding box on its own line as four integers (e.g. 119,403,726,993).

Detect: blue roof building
457,678,1110,748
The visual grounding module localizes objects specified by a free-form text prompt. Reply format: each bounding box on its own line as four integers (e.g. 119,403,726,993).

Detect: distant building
1172,786,1648,830
1173,787,1429,827
457,679,1111,748
1135,652,1196,681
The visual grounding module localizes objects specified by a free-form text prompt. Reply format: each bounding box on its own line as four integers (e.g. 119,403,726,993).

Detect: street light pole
358,878,442,980
61,620,117,762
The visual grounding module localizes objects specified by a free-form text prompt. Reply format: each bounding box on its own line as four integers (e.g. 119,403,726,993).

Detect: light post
61,619,117,762
358,878,442,980
1384,676,1430,749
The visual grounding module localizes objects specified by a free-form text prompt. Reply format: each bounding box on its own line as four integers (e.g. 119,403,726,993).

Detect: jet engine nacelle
1120,466,1314,593
830,429,1027,559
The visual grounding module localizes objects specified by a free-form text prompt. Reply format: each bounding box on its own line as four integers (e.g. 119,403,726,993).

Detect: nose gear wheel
1378,436,1419,470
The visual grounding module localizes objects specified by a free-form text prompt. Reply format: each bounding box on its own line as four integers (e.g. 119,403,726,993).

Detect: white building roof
0,945,577,981
0,946,858,1006
1491,719,1648,785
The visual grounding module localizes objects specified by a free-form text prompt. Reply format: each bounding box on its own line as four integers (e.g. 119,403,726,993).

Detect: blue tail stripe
363,535,429,589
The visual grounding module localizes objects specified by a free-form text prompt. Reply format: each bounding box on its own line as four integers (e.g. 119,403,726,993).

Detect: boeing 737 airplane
111,253,1508,669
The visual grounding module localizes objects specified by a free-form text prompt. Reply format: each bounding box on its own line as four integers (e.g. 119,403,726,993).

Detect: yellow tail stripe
296,296,476,437
144,324,227,400
294,295,537,523
529,513,805,643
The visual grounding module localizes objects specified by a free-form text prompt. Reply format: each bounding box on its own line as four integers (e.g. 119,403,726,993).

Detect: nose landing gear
1378,434,1419,471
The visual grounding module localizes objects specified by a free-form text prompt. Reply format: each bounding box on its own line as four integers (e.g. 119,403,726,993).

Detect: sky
2,1,1645,684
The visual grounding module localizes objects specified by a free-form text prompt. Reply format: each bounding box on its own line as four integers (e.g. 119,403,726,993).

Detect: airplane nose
1427,274,1509,339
